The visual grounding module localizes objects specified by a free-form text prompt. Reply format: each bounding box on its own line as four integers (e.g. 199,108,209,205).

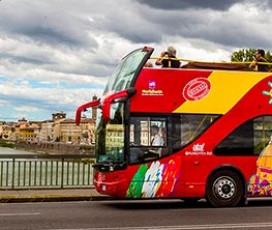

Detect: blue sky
0,0,272,121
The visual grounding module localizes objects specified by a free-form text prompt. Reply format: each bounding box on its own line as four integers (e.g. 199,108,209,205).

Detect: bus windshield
95,47,153,170
95,102,125,164
103,47,153,95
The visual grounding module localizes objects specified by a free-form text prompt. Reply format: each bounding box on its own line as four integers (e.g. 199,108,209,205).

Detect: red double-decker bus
76,47,272,207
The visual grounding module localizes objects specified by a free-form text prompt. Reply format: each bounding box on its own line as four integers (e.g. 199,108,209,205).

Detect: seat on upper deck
181,62,249,71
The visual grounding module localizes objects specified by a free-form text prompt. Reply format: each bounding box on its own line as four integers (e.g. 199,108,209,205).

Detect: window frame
128,113,220,164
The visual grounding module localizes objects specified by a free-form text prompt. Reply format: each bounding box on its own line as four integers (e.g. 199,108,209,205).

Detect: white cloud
0,0,271,121
15,105,41,112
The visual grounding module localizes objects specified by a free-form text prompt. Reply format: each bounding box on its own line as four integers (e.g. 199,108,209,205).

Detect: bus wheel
206,170,244,207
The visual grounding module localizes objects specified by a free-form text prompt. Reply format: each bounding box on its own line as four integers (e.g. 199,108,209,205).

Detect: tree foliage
231,48,272,63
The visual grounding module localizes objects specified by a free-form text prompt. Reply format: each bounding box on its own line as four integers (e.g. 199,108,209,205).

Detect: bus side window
161,127,167,145
129,116,169,162
160,127,169,156
214,116,272,156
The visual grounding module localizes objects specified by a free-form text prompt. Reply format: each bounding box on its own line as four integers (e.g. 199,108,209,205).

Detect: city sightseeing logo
149,80,156,90
185,143,212,156
141,80,164,96
183,77,211,101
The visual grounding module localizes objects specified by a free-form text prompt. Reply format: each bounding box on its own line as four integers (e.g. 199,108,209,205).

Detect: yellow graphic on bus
175,72,270,114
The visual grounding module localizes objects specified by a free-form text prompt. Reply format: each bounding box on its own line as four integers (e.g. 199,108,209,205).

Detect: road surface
1,199,272,229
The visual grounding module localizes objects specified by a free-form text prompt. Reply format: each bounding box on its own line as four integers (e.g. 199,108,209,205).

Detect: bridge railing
0,154,94,190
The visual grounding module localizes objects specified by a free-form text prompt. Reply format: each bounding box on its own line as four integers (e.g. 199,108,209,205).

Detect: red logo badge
183,78,211,101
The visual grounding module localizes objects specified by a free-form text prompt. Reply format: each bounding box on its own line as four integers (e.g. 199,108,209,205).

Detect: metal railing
0,154,94,190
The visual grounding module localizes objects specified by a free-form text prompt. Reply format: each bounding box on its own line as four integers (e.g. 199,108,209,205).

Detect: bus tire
206,170,244,208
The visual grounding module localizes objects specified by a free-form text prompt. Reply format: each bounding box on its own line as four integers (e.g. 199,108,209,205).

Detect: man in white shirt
150,125,164,155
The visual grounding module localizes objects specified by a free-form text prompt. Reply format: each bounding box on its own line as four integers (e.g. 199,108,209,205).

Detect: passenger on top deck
144,61,153,67
155,46,181,68
249,49,269,72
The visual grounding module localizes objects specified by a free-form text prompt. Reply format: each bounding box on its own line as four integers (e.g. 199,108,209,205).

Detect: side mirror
102,88,136,122
75,99,100,125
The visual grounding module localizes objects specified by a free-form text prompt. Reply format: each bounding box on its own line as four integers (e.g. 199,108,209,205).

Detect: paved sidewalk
0,187,112,203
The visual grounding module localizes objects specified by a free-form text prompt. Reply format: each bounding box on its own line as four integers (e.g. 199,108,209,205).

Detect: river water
0,147,36,155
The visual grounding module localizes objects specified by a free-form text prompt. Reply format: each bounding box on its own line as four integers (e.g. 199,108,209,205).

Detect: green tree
266,51,272,62
231,48,272,63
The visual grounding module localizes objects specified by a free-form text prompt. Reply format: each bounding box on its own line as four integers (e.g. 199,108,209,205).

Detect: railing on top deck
149,56,272,71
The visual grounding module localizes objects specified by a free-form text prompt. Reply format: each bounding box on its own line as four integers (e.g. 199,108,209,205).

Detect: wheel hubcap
214,176,236,199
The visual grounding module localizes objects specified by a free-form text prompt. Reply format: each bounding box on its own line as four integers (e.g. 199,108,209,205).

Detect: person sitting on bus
144,61,153,67
249,49,269,72
155,46,181,68
150,125,164,155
